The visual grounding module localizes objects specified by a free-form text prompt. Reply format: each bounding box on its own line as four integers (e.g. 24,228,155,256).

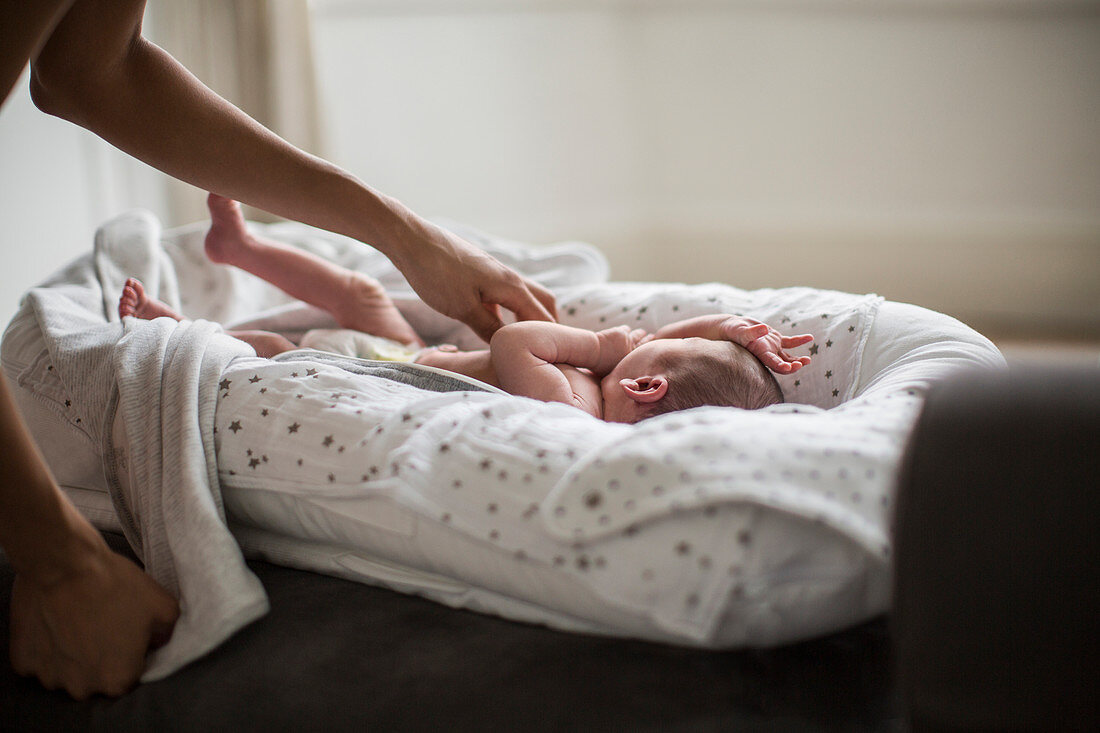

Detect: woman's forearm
29,0,556,341
0,374,93,579
31,31,406,255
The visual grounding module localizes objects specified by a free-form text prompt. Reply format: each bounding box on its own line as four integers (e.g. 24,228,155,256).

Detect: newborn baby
120,195,812,423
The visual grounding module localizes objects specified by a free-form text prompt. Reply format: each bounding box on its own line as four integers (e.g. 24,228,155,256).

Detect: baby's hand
719,316,813,375
594,326,648,375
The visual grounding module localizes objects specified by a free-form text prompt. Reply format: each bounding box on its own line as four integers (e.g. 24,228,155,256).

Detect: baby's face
600,337,717,423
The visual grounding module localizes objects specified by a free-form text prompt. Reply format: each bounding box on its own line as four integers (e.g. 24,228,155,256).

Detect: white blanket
17,212,267,681
2,210,613,679
3,209,1005,680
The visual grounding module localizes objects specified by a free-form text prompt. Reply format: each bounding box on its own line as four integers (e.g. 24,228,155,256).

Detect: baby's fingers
780,358,807,373
751,344,810,374
759,353,795,374
780,334,814,348
776,350,812,373
725,322,770,345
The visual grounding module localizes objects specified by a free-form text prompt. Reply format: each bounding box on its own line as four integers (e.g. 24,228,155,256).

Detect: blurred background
2,0,1098,358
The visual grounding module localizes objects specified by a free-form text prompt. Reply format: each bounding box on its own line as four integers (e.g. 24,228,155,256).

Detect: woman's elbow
29,47,117,123
27,66,70,119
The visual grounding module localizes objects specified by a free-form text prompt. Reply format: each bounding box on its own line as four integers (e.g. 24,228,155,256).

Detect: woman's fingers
525,278,558,321
464,304,505,344
395,224,558,341
462,279,555,343
481,278,556,333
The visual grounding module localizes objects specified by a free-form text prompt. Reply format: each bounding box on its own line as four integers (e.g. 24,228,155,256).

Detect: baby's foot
118,278,184,321
335,272,425,347
204,193,253,266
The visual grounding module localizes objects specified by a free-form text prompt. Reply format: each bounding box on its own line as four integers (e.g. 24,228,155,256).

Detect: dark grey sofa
1,528,895,731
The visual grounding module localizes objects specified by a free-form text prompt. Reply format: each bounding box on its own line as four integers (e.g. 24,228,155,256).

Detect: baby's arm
652,314,813,374
489,322,643,415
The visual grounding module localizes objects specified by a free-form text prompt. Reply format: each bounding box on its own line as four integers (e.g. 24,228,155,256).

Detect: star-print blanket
3,209,1005,682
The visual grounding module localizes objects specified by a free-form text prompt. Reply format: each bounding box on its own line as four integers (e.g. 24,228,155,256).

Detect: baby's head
600,337,783,423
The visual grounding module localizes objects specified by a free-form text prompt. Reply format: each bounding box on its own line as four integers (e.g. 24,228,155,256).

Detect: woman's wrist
9,479,106,576
319,170,422,261
6,483,106,585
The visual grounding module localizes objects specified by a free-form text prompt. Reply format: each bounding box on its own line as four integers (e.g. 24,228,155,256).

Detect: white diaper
298,328,421,362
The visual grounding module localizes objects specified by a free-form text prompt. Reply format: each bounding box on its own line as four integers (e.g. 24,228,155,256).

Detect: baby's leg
204,194,423,347
225,330,297,358
415,347,499,389
118,278,295,358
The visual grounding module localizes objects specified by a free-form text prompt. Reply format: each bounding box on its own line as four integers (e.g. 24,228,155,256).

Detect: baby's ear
619,376,668,404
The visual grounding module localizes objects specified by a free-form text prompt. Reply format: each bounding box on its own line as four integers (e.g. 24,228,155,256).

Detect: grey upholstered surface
1,529,898,731
894,364,1100,731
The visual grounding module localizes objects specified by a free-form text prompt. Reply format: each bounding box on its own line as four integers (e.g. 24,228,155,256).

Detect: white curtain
149,0,324,225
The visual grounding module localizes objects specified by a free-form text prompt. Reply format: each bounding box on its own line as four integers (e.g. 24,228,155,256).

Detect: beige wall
3,2,1097,337
0,72,168,329
312,1,1100,337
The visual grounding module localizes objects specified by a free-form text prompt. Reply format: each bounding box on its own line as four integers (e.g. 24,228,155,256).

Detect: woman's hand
9,522,179,700
391,221,557,343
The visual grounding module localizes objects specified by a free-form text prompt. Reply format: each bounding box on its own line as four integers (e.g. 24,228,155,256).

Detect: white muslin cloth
2,207,1006,677
9,211,268,681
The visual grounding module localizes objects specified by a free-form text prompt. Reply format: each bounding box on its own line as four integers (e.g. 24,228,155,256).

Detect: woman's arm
0,0,72,105
28,0,555,341
0,375,179,700
4,0,550,700
1,0,179,701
